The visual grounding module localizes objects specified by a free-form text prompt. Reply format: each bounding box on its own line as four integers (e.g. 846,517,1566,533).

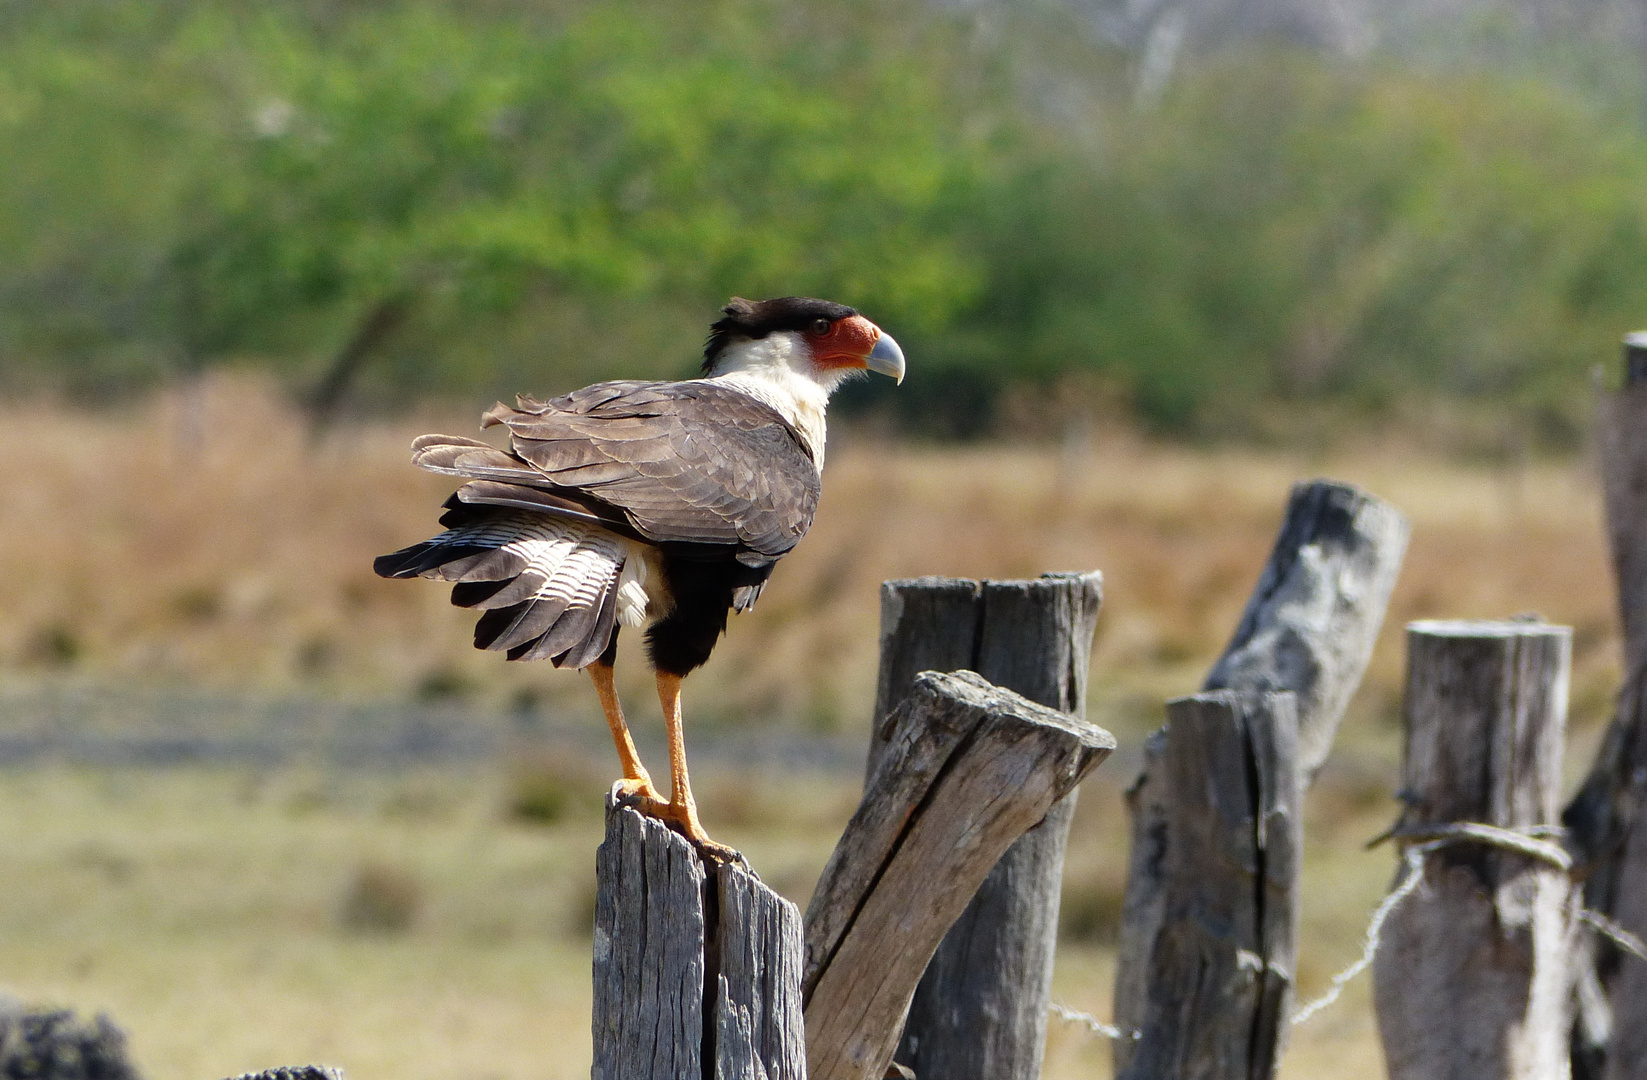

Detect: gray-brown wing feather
374,509,624,668
469,380,820,558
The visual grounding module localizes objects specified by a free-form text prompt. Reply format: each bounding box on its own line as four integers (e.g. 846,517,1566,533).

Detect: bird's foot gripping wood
607,779,667,813
605,782,747,867
654,799,747,868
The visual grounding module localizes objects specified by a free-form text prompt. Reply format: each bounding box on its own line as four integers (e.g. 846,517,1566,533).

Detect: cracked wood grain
593,801,804,1080
1374,620,1574,1080
802,670,1114,1080
1117,691,1301,1080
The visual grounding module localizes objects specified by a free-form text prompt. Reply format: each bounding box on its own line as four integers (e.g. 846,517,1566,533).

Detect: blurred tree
3,0,1647,441
151,2,986,424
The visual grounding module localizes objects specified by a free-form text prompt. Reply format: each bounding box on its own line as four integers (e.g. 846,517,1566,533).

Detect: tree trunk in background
303,294,413,435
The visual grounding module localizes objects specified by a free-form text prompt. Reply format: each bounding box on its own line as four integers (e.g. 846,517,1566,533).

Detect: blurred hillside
2,0,1646,439
1063,0,1647,58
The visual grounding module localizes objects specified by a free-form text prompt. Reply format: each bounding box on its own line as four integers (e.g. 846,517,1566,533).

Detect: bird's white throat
703,331,845,467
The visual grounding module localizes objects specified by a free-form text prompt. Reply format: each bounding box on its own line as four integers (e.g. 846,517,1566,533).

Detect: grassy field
0,764,1398,1080
0,375,1623,1079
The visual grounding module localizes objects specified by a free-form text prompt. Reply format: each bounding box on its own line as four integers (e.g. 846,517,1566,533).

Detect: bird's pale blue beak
866,332,906,384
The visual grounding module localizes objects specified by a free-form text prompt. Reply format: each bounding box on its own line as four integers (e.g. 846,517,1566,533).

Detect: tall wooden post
1117,690,1301,1080
1566,331,1647,1080
1373,620,1574,1080
1597,332,1647,668
849,572,1103,1080
1113,480,1408,1074
803,671,1115,1080
591,799,805,1080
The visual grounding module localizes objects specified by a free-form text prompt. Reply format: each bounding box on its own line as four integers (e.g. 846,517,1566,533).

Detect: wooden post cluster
591,799,805,1080
1113,479,1408,1076
1565,330,1647,1080
802,670,1114,1080
1373,620,1574,1080
858,572,1105,1080
1118,690,1301,1080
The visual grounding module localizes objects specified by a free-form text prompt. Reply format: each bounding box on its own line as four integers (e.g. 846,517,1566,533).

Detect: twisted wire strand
1052,821,1638,1041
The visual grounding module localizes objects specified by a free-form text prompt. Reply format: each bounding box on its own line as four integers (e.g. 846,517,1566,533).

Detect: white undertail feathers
419,512,652,661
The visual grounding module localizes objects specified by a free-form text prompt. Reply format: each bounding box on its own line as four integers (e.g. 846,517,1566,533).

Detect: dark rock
0,1009,141,1080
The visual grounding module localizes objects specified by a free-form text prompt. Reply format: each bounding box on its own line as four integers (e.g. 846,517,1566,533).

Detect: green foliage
0,0,987,394
2,0,1646,436
949,50,1647,435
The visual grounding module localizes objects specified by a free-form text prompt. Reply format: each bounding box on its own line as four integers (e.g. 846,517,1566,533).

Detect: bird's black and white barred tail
373,498,648,669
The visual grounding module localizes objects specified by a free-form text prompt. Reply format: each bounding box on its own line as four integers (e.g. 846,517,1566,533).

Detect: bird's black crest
702,296,859,372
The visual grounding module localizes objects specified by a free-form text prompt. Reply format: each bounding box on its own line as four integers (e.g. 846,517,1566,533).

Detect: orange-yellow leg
656,672,737,858
588,662,661,805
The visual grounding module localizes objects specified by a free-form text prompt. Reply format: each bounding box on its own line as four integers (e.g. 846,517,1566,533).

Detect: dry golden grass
0,374,1625,1079
0,373,1620,743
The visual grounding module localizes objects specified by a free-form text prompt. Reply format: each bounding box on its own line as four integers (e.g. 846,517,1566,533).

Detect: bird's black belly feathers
645,547,775,677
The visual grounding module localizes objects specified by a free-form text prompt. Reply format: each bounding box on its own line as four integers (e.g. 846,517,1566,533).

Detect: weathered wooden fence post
1565,330,1647,1080
1117,690,1301,1080
1113,480,1408,1074
803,670,1115,1080
1373,620,1574,1080
851,571,1103,1080
592,797,805,1080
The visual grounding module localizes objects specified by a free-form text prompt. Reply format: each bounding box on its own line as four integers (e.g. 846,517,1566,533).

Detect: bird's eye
810,319,831,337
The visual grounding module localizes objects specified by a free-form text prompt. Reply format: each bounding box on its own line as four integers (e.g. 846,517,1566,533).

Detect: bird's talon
647,801,742,865
609,778,666,810
692,837,747,868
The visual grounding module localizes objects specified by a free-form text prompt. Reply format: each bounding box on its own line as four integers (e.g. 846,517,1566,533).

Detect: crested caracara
374,297,904,854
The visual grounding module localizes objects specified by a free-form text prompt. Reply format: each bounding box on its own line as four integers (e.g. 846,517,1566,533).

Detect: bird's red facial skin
808,314,881,370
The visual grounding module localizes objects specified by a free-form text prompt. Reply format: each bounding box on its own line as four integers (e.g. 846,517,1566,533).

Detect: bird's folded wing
419,381,818,557
410,434,536,484
445,480,636,538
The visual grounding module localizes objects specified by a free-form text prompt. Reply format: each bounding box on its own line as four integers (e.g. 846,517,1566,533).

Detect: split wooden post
1117,690,1301,1080
591,798,805,1080
1565,331,1647,1080
802,670,1115,1080
1372,620,1574,1080
1113,480,1408,1073
855,571,1103,1080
